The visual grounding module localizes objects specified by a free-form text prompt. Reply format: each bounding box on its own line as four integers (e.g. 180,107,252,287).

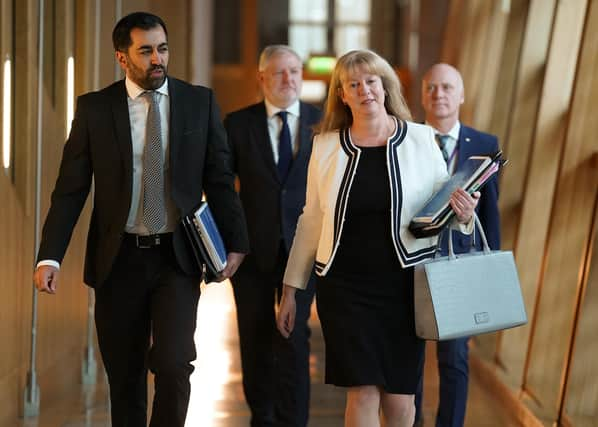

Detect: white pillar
189,0,213,86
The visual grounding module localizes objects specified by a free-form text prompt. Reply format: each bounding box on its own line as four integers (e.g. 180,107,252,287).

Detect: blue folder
182,201,228,282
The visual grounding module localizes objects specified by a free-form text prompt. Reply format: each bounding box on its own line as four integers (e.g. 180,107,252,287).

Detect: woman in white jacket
276,50,478,427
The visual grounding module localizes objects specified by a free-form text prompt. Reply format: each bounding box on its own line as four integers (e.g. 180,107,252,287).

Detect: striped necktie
142,90,166,234
436,134,451,163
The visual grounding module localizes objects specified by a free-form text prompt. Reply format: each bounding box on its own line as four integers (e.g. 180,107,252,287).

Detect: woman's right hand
277,285,297,338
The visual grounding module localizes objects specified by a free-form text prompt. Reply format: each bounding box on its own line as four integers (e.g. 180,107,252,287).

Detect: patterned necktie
277,111,292,183
436,134,451,163
142,91,166,234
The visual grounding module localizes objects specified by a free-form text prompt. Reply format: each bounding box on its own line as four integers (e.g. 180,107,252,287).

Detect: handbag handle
448,213,492,259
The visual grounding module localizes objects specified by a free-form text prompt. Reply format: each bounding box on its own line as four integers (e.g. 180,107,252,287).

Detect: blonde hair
317,50,412,133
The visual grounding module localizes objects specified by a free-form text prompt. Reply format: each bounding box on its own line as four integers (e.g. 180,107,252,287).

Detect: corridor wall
441,0,598,425
0,1,200,425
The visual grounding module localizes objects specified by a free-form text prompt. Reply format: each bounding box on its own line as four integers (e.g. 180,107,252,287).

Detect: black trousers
94,235,201,427
231,246,315,427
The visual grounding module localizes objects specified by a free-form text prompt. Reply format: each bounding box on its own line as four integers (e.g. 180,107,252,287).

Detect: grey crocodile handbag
414,215,527,340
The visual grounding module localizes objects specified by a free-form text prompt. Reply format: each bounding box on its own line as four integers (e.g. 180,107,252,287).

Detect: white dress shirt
264,99,301,163
428,121,461,174
124,77,177,235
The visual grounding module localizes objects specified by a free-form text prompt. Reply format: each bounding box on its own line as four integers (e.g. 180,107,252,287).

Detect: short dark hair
112,12,168,52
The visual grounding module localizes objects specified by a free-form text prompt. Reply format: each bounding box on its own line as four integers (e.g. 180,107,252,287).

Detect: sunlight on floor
12,277,513,427
185,281,235,427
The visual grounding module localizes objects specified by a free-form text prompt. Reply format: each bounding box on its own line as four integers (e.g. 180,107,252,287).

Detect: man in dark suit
32,12,249,427
415,63,501,427
224,45,322,427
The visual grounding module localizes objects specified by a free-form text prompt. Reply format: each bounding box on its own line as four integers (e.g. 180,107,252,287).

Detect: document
409,152,505,238
182,202,228,281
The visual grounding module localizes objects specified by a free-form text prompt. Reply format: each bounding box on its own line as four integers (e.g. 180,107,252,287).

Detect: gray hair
258,45,302,71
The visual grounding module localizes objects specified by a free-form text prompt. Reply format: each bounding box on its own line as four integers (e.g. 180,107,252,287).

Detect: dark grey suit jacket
37,77,249,287
224,101,322,272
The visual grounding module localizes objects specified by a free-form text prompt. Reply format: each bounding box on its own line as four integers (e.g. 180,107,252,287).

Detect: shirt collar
125,76,169,100
264,98,300,119
426,121,461,141
446,121,460,141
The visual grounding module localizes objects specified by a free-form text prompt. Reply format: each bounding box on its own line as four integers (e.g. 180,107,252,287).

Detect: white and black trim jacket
283,118,473,290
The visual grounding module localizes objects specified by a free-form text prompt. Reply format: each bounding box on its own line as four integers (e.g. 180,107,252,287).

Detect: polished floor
18,281,517,427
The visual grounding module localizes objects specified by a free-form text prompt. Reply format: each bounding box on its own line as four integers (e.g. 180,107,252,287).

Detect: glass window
334,25,369,56
289,25,328,60
289,0,370,60
335,0,370,23
290,0,328,23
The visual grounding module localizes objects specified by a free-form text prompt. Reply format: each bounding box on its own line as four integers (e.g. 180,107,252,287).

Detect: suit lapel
457,125,476,169
250,103,279,182
110,81,134,193
168,77,184,175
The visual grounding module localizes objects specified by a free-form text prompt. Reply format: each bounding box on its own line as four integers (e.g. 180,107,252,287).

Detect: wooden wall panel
212,0,259,115
411,0,450,120
370,0,398,65
467,2,509,132
498,0,555,254
76,0,100,93
512,3,588,413
441,0,464,68
150,1,191,81
213,65,260,116
445,0,494,126
495,0,556,388
1,0,38,424
486,0,529,144
524,0,597,421
440,1,510,131
0,177,26,425
32,0,91,412
13,0,38,214
564,184,598,426
99,1,120,87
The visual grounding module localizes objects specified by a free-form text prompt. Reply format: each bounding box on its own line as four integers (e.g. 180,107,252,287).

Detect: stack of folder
182,201,228,282
409,151,506,238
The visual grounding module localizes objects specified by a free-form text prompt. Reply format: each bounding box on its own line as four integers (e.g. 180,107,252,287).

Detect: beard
126,57,167,90
142,65,167,90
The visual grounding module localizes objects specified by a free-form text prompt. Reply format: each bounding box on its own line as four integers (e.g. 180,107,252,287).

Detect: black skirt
316,269,424,394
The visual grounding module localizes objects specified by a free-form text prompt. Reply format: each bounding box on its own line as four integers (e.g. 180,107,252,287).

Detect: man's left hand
215,252,246,281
